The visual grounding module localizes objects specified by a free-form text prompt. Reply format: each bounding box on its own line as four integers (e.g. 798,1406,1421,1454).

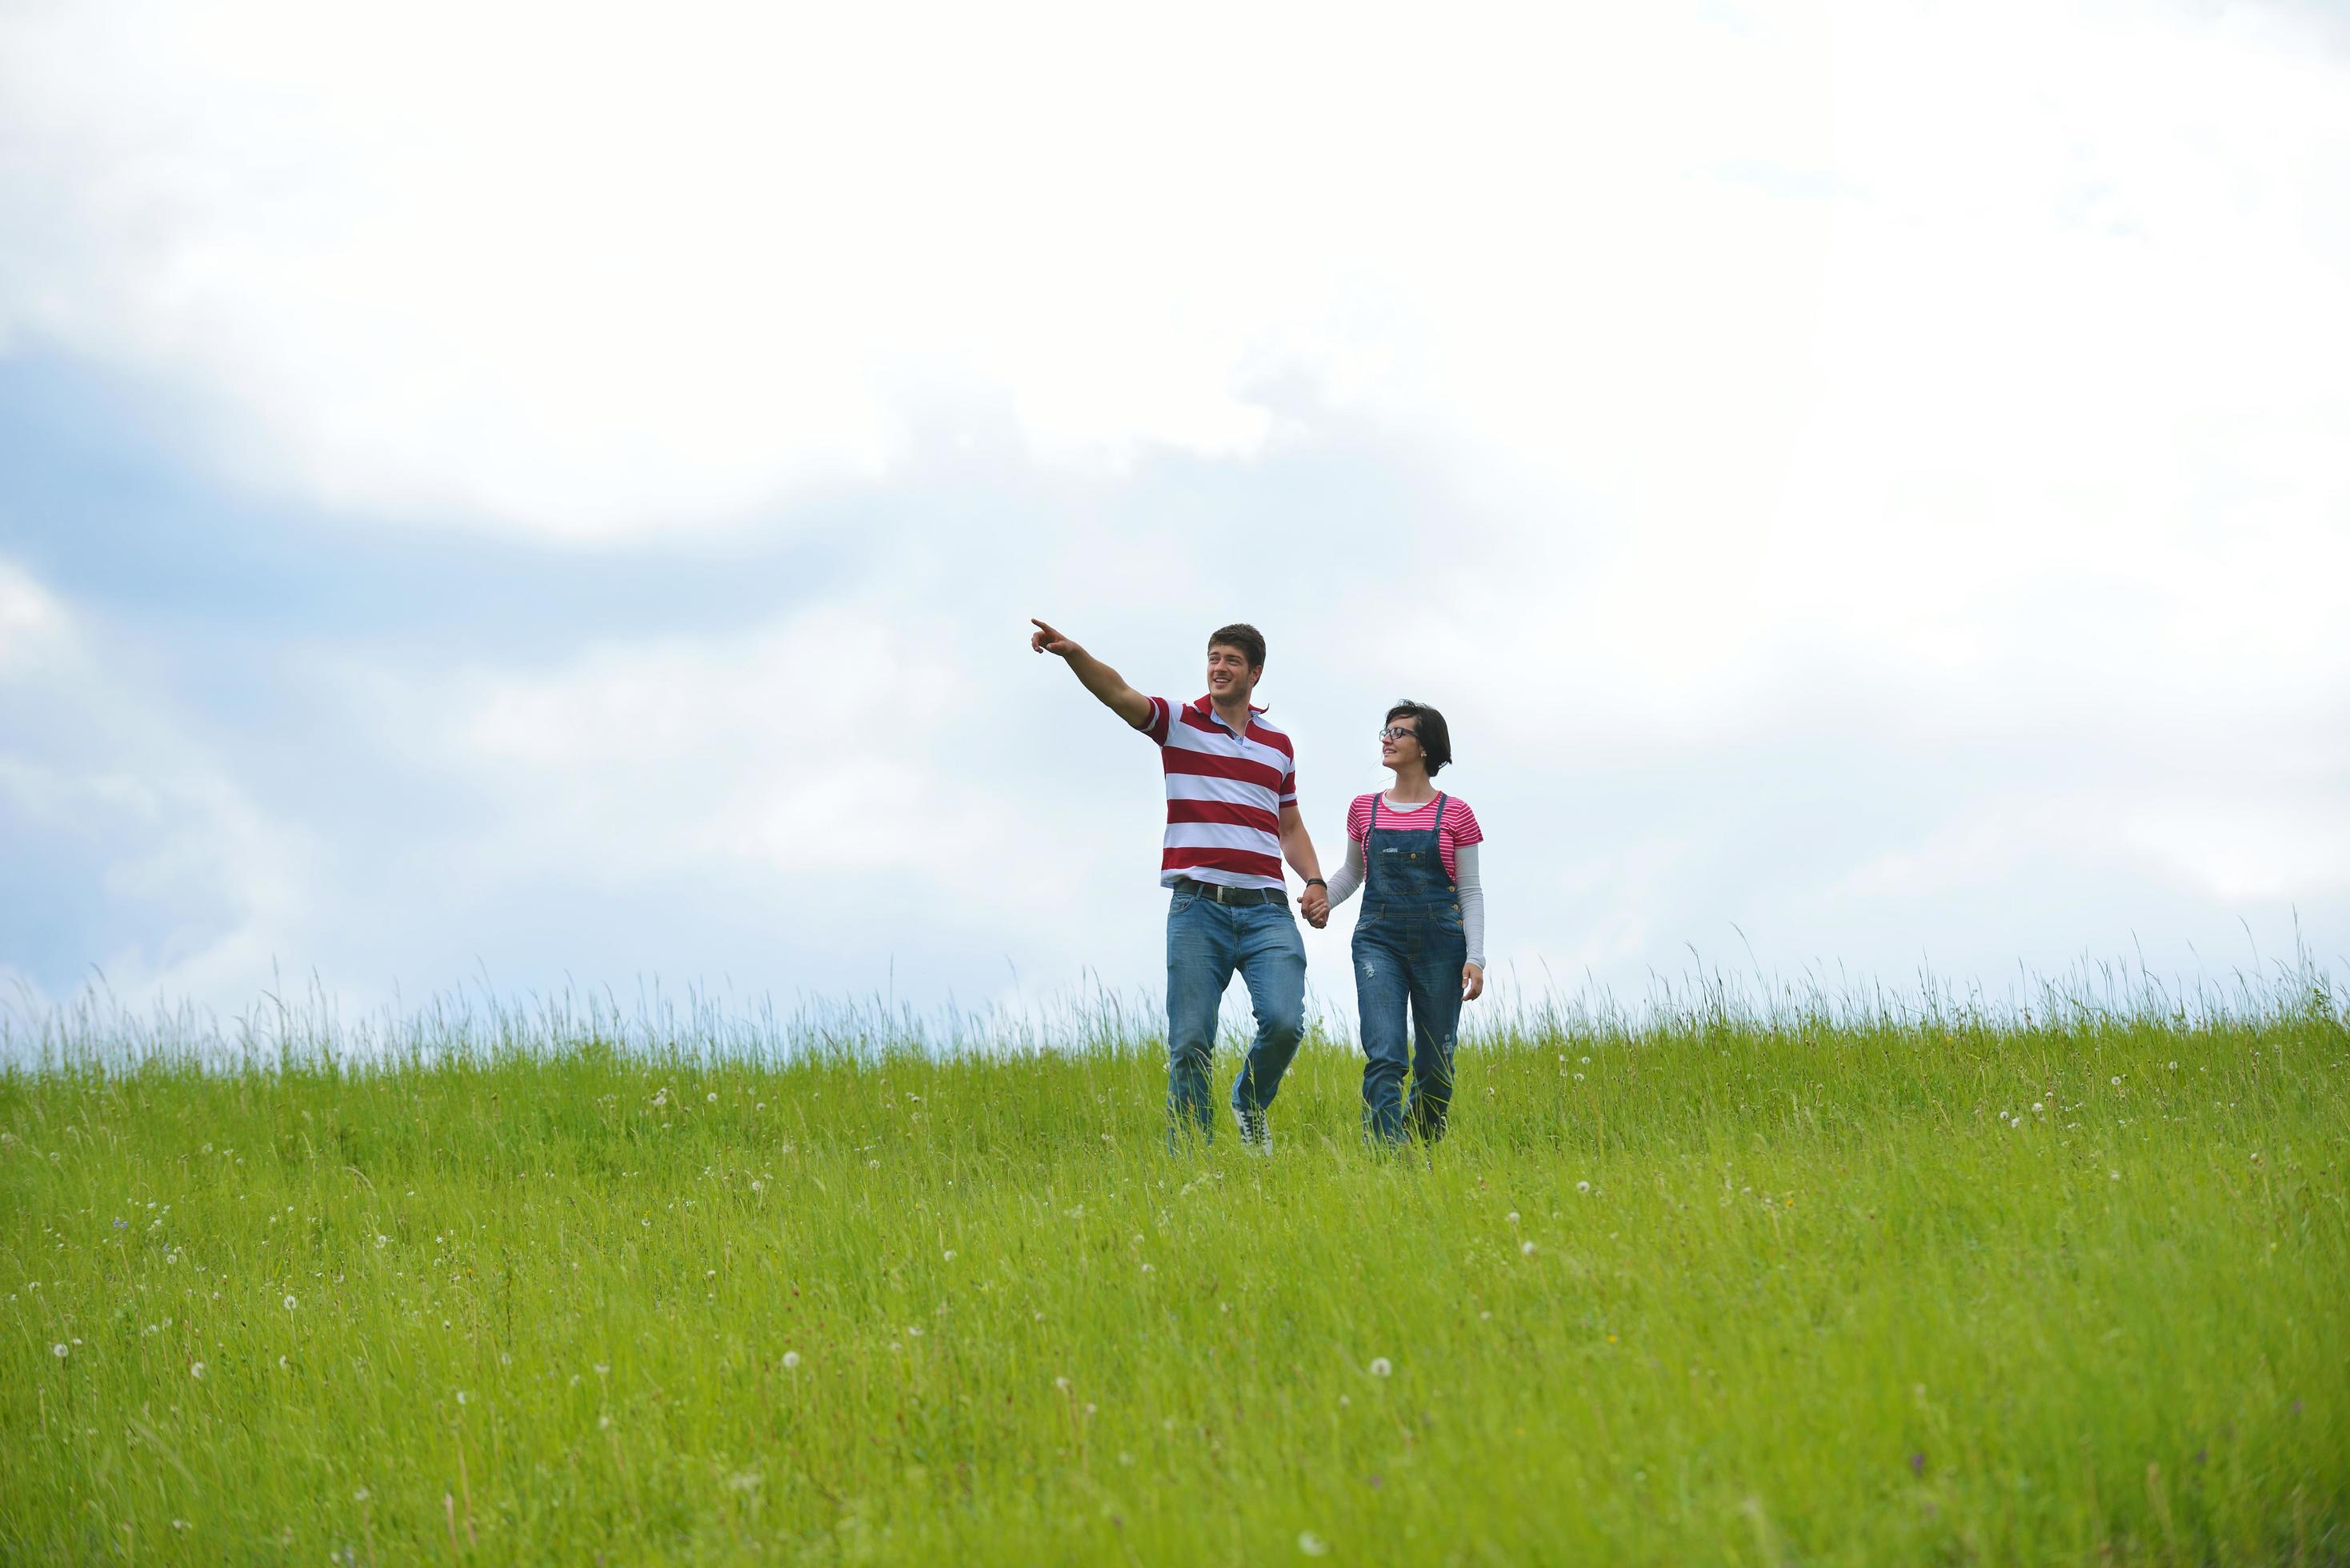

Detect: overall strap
1364,792,1379,896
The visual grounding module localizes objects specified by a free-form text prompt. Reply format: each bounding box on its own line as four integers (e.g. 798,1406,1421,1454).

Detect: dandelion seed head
1368,1357,1391,1378
52,1342,67,1358
190,1361,206,1379
283,1295,298,1311
782,1350,800,1369
1299,1530,1330,1556
1521,1240,1537,1255
1576,1180,1591,1194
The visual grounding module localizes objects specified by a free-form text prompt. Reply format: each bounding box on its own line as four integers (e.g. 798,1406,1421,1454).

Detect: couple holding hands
1030,618,1486,1151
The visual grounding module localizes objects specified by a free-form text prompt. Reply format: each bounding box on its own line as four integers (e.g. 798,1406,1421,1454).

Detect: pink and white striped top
1136,695,1298,890
1345,793,1483,882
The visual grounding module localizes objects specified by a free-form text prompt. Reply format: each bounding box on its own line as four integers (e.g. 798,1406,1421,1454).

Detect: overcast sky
3,0,2346,1038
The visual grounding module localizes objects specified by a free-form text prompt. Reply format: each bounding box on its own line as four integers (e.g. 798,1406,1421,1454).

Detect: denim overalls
1351,794,1467,1143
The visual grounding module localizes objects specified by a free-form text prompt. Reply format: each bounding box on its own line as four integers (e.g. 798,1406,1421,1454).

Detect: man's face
1205,642,1260,706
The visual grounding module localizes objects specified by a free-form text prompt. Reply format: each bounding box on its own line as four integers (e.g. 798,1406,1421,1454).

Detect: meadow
2,974,2345,1565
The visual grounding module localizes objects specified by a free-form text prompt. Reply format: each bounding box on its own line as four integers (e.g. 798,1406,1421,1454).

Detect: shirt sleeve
1325,834,1366,908
1455,842,1485,968
1447,798,1484,846
1134,696,1172,746
1280,763,1298,806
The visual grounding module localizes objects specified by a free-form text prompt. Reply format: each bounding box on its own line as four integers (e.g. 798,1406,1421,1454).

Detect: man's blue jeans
1165,888,1307,1144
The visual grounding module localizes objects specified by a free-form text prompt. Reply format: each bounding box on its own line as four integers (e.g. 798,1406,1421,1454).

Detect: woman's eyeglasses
1378,726,1419,742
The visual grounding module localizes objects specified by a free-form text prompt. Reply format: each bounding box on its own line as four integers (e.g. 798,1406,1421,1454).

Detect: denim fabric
1352,793,1466,1144
1353,900,1467,1142
1165,890,1307,1146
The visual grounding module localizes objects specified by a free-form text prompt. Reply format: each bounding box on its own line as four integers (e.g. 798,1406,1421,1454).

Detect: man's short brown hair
1208,623,1267,670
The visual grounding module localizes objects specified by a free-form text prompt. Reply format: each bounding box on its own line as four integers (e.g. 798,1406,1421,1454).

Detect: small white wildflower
1054,1375,1071,1390
594,1363,611,1376
599,1414,613,1430
755,1102,766,1110
1521,1240,1537,1256
1368,1357,1391,1378
2110,1170,2121,1181
2111,1076,2122,1086
455,1390,469,1406
2168,1062,2178,1070
2032,1102,2044,1113
943,1250,955,1261
1299,1531,1330,1556
353,1487,370,1503
52,1343,67,1359
1505,1211,1519,1224
190,1362,206,1379
279,1355,290,1369
907,1325,923,1337
782,1350,800,1369
283,1294,298,1311
1576,1180,1591,1194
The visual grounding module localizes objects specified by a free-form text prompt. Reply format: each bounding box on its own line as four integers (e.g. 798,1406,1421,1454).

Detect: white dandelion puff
1505,1212,1519,1224
782,1351,800,1370
190,1362,206,1379
1521,1241,1537,1256
283,1294,298,1311
1576,1180,1591,1194
1299,1531,1330,1556
1368,1358,1392,1378
52,1343,67,1359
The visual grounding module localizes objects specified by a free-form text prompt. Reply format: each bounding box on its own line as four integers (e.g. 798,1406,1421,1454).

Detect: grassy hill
3,988,2345,1562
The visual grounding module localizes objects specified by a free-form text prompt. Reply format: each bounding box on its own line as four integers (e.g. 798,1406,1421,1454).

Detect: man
1029,618,1331,1150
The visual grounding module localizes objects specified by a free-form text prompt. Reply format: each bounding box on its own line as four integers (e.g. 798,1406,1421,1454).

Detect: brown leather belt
1171,877,1289,909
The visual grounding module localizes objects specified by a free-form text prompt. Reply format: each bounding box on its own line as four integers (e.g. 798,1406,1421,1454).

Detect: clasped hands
1299,883,1330,928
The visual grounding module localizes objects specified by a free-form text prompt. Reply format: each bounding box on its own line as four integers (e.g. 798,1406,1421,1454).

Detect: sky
2,0,2347,1040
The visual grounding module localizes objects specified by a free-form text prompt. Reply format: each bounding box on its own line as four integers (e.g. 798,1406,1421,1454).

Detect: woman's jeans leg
1403,939,1465,1142
1165,894,1235,1146
1354,921,1411,1142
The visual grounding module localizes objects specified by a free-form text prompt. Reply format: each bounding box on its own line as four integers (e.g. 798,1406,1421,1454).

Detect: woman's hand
1460,962,1484,1002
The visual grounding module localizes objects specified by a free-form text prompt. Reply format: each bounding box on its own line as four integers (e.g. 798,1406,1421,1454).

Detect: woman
1323,700,1485,1144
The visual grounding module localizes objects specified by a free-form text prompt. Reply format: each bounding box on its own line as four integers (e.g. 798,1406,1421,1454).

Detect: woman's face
1379,717,1422,771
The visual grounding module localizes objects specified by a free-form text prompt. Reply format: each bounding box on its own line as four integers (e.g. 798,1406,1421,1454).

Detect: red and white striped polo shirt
1136,695,1297,890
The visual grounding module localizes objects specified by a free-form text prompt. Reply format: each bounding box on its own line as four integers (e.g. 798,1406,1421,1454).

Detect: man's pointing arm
1030,618,1154,730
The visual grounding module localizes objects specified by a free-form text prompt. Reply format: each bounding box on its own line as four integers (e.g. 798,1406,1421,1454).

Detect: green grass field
4,984,2346,1564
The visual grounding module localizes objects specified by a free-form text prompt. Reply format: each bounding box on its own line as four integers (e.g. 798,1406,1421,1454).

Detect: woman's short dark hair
1387,700,1452,774
1208,622,1267,670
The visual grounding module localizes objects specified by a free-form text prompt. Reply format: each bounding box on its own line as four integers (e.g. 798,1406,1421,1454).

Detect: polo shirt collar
1191,694,1267,732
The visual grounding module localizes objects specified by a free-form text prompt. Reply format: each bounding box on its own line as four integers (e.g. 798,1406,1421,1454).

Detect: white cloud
0,558,321,1008
2,1,2348,1014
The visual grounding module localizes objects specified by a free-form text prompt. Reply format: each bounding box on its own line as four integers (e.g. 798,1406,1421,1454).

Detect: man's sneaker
1234,1104,1273,1154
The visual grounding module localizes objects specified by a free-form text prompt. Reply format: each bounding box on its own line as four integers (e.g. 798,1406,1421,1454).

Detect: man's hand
1300,884,1330,928
1030,618,1152,728
1460,961,1485,1002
